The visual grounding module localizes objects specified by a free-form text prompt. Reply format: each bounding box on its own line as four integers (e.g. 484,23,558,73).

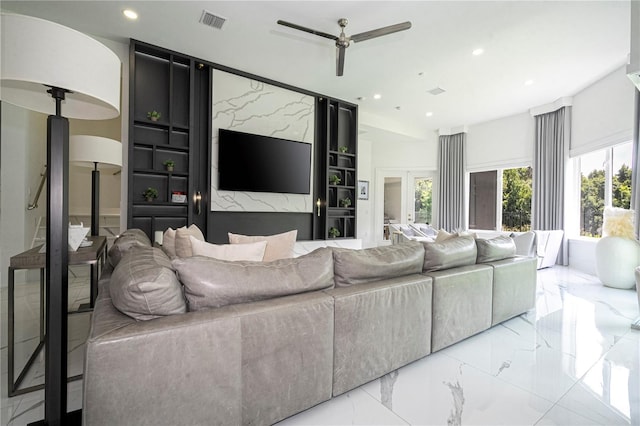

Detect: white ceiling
1,1,631,140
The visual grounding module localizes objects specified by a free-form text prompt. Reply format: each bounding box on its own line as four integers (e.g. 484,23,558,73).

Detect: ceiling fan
277,18,412,76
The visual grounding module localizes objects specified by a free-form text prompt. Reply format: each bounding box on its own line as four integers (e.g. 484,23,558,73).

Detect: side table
7,235,107,397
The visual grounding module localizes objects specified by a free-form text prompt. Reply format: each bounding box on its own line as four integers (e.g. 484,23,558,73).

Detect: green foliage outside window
502,167,532,232
414,179,433,224
581,164,631,237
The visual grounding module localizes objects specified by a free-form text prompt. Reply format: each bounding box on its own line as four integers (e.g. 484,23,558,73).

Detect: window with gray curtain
437,133,466,232
532,106,571,265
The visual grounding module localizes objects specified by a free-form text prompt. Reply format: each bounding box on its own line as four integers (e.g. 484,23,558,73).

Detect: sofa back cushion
108,229,152,267
109,246,187,320
172,247,334,311
476,235,516,263
422,235,477,272
228,229,297,261
332,242,425,287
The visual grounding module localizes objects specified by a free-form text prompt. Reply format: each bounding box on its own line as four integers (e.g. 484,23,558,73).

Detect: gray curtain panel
437,133,466,232
631,90,640,240
532,106,571,265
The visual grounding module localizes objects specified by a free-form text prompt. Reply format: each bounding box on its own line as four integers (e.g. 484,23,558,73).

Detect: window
578,142,632,237
468,167,532,231
414,177,433,224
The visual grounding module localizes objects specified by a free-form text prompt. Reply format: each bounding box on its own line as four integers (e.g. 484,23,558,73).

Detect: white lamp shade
1,13,121,119
70,135,122,169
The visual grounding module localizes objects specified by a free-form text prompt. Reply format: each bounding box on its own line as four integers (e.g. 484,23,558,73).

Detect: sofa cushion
108,229,152,267
175,224,205,258
421,235,477,272
172,247,334,311
162,227,177,258
109,246,187,320
332,242,425,287
228,229,297,262
190,236,267,261
476,235,516,263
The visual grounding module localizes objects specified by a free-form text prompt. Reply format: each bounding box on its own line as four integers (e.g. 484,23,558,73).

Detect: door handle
195,191,202,215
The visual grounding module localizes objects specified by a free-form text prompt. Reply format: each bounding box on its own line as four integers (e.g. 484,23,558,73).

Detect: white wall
571,66,636,156
356,138,374,247
0,103,47,287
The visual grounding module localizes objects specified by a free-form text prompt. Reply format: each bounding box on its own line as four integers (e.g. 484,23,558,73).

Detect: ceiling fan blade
336,46,346,77
350,21,412,43
277,20,338,41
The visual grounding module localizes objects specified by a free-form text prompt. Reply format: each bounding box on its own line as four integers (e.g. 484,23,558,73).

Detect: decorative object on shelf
338,146,348,153
595,207,640,289
163,159,175,172
330,175,341,185
340,197,352,208
147,110,161,121
69,135,122,236
0,12,121,424
171,191,186,203
143,187,159,202
329,227,341,238
358,180,369,200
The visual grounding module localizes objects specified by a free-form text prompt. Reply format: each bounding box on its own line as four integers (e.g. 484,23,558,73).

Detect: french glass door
375,170,435,242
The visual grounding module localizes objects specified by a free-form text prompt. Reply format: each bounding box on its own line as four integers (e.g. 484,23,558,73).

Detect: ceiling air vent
200,10,226,30
428,86,446,96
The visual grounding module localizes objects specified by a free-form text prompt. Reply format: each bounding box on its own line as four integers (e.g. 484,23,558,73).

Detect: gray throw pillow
476,235,517,263
172,247,334,311
332,242,425,287
422,235,477,272
109,246,187,320
108,229,152,267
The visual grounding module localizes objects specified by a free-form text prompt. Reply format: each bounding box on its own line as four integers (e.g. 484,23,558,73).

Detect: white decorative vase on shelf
595,236,640,289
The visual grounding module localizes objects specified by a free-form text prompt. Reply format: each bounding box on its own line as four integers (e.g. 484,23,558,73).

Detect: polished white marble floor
1,266,638,425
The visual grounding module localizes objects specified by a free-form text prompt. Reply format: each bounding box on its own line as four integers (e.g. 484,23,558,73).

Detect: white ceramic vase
595,236,640,289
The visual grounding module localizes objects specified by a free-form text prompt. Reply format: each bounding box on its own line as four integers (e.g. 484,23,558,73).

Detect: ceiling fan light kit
277,18,411,76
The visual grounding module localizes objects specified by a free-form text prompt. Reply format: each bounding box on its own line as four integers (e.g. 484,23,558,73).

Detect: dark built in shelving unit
129,40,356,242
128,41,209,239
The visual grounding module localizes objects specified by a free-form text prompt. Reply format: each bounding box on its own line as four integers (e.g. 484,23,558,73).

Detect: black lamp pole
91,162,100,236
43,87,70,425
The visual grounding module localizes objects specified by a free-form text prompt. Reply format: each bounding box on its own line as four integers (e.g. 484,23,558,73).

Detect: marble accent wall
211,70,314,212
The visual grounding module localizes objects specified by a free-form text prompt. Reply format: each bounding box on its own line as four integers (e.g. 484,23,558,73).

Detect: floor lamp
1,13,121,425
69,135,123,237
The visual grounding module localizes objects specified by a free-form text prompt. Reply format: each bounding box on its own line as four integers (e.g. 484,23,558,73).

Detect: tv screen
218,129,311,194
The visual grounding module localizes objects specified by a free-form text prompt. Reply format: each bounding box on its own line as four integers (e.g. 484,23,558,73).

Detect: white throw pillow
175,224,205,258
190,236,267,261
162,227,177,258
228,230,297,262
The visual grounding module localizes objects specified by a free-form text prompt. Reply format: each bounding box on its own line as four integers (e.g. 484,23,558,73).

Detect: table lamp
70,135,122,236
1,13,121,425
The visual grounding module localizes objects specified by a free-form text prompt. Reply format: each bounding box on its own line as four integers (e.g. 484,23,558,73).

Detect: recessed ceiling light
472,48,484,56
373,94,382,100
425,112,433,117
524,79,534,86
123,9,138,20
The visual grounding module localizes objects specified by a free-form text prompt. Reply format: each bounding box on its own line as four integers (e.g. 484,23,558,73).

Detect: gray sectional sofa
83,231,537,425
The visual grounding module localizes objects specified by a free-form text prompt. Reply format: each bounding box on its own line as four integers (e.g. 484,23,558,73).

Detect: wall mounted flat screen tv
218,128,311,194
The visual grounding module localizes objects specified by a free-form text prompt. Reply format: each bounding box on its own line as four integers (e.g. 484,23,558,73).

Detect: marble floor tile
360,351,554,425
277,388,409,425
